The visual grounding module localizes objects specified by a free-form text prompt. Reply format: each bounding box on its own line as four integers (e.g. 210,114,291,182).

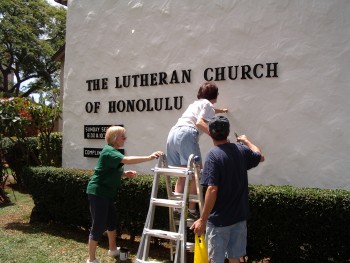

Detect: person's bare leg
175,177,185,193
175,163,200,211
107,229,117,251
228,258,240,263
175,177,198,210
88,239,98,262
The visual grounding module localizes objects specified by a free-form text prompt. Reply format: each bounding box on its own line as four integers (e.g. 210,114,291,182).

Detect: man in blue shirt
191,116,265,263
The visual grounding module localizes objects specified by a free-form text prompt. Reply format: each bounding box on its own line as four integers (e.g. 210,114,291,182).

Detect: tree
0,0,66,98
0,93,62,188
30,88,62,166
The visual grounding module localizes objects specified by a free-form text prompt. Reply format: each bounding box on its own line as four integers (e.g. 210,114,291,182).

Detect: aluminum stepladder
136,154,203,263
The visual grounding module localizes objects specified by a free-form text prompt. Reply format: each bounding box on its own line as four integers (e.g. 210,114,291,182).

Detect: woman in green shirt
86,126,162,263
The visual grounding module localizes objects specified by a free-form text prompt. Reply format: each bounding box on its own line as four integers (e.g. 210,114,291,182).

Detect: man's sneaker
86,259,99,263
187,210,199,220
107,247,120,257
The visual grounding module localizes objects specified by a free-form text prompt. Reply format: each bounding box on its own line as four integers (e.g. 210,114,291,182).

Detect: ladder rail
193,160,204,215
137,171,160,260
176,162,192,263
136,154,202,263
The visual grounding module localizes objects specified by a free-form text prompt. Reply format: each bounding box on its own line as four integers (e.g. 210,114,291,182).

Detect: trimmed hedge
22,166,350,262
1,137,39,186
22,167,91,227
247,185,350,262
1,134,62,186
22,166,169,239
38,132,62,167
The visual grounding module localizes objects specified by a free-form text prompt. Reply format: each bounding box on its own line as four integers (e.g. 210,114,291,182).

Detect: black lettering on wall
108,96,183,113
86,78,108,91
204,63,278,81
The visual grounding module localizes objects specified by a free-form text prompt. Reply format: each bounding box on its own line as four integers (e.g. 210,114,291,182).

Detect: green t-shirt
86,145,125,199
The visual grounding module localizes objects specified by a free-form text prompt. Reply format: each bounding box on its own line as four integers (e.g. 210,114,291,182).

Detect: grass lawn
0,188,172,263
0,187,268,263
0,191,90,263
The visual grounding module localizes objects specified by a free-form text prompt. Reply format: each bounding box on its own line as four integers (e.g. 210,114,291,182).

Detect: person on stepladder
86,126,163,263
190,116,265,263
166,81,228,219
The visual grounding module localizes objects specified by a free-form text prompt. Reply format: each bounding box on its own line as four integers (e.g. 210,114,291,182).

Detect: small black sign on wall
84,125,125,157
84,147,125,158
84,124,123,139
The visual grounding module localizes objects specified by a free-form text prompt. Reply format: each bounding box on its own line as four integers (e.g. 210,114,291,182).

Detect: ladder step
168,165,188,171
189,194,201,203
170,192,201,203
170,242,194,252
144,228,183,241
153,167,193,177
151,198,183,208
186,242,194,252
174,218,195,228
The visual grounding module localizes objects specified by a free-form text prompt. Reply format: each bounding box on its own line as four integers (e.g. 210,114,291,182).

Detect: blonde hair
105,126,125,146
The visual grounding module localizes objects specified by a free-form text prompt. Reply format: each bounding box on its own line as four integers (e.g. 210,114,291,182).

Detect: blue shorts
88,194,117,241
206,221,247,263
166,126,201,166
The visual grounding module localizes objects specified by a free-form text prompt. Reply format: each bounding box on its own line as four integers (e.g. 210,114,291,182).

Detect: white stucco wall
62,0,350,190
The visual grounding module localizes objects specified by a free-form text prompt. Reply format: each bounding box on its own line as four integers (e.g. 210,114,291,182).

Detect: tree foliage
0,0,66,98
0,93,62,188
0,92,62,145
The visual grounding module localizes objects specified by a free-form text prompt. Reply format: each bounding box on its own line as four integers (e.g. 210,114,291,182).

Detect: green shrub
22,166,169,238
247,185,350,262
21,167,350,262
116,174,169,239
1,133,62,186
22,167,92,228
38,132,62,167
1,137,39,186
